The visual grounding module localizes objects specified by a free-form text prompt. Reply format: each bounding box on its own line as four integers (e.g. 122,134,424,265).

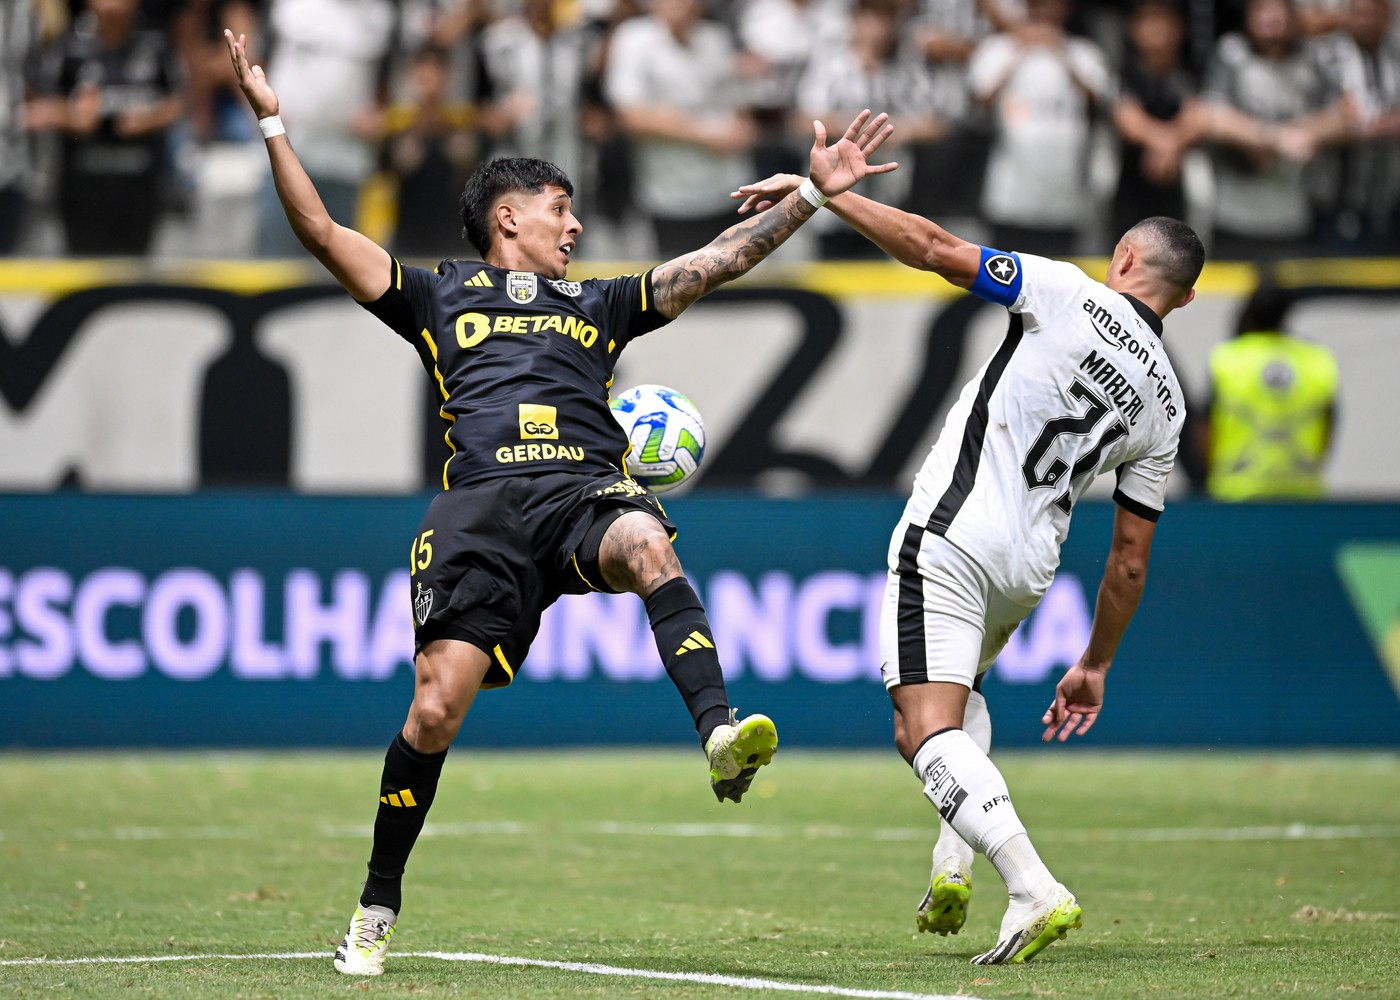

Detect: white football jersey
898,249,1185,604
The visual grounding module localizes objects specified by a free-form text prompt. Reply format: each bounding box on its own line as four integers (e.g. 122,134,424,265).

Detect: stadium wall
2,494,1397,750
1,258,1398,495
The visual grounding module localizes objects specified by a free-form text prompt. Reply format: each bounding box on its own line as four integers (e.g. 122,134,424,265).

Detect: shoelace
354,915,392,951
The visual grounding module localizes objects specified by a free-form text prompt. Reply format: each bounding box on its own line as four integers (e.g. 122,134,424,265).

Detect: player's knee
603,516,680,594
408,693,465,745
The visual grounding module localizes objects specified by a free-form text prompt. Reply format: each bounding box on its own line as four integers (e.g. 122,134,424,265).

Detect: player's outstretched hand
1041,662,1107,743
224,29,278,120
730,112,894,212
808,109,897,200
730,172,804,214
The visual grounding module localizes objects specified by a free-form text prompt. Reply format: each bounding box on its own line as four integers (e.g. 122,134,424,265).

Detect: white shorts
879,523,1036,690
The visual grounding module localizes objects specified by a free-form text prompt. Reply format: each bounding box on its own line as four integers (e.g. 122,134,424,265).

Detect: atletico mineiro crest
507,271,538,304
414,582,433,627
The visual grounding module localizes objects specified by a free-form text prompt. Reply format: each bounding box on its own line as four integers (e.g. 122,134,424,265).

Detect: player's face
515,186,582,279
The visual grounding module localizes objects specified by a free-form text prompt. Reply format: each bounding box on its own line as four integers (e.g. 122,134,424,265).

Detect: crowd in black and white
2,0,1396,259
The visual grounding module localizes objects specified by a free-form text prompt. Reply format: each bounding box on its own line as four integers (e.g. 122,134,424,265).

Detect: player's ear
1116,242,1135,277
1177,286,1197,309
496,201,518,238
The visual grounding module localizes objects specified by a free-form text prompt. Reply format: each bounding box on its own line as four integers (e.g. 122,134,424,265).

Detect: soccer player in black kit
225,30,896,976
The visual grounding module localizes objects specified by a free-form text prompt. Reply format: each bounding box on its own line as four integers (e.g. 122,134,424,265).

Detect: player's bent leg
336,640,493,977
896,683,1075,964
596,511,777,802
919,687,991,936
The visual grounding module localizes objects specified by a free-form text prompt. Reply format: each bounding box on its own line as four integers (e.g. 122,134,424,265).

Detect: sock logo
674,631,715,656
982,794,1011,813
922,755,969,823
379,789,418,807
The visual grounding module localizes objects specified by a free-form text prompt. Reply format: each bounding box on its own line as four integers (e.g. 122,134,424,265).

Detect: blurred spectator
969,0,1111,256
1111,0,1200,237
1312,0,1400,251
1199,0,1351,258
795,0,946,256
906,0,1017,222
735,0,850,179
478,0,587,175
172,0,261,143
737,0,849,113
26,0,183,255
604,0,756,257
382,45,476,257
256,0,398,256
1204,282,1339,499
1,0,40,253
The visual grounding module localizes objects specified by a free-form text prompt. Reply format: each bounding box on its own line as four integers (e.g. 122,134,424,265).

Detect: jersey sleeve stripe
640,268,651,313
1112,487,1163,522
394,257,403,290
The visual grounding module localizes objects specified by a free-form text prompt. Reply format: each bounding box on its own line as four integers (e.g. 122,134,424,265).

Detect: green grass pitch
2,750,1397,999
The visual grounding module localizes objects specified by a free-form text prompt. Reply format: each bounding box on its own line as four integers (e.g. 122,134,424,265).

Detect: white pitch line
3,820,1398,845
0,950,982,1000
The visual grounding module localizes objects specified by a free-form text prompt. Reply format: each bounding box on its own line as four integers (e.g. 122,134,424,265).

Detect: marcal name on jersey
1079,350,1147,426
495,443,587,464
456,311,600,350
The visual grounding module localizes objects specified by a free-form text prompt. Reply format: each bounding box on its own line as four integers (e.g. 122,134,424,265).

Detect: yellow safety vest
1207,332,1339,501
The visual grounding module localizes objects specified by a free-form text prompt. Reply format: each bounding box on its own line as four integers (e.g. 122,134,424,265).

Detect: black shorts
407,471,675,688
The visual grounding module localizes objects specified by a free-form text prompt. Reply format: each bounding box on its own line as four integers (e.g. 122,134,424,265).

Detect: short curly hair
458,158,575,257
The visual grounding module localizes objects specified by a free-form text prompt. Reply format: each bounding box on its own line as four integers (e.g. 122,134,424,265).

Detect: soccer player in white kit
734,177,1204,964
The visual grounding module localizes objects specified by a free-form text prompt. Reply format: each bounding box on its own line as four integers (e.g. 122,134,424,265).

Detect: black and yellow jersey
359,258,672,489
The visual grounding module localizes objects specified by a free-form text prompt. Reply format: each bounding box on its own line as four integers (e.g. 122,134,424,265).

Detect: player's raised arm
1041,504,1158,743
732,176,984,289
649,110,896,319
224,30,391,302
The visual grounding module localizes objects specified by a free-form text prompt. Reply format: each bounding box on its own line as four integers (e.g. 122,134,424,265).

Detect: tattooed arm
651,110,897,319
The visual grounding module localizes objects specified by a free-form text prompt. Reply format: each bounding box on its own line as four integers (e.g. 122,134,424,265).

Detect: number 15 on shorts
411,530,434,575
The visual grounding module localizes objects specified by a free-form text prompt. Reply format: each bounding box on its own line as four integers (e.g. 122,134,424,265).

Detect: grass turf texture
2,751,1397,999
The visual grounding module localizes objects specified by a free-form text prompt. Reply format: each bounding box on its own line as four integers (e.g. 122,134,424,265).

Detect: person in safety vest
1205,283,1339,500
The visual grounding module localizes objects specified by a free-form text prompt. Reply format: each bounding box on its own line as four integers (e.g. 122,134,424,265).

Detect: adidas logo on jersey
464,272,494,288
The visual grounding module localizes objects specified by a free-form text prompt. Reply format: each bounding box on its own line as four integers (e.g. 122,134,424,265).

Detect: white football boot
333,903,397,976
971,883,1082,965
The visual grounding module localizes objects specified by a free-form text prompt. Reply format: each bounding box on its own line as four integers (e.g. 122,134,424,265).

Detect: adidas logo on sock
379,789,418,807
674,631,714,656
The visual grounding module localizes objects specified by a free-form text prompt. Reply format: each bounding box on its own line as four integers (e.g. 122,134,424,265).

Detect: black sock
644,577,730,746
360,730,448,912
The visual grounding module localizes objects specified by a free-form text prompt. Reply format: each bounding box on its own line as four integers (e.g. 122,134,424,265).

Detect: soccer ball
608,384,706,493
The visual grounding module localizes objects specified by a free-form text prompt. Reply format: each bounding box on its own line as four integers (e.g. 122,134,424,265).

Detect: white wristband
798,177,828,208
258,114,285,139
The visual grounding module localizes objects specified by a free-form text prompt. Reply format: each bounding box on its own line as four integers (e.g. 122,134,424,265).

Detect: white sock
912,727,1054,906
931,691,990,875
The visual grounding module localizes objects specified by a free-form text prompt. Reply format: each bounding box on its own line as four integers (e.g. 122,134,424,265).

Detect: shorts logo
548,279,582,297
595,478,647,498
984,254,1018,286
519,403,558,440
507,271,538,304
413,582,433,627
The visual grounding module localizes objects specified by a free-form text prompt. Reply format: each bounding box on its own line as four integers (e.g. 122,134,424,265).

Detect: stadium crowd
2,0,1397,260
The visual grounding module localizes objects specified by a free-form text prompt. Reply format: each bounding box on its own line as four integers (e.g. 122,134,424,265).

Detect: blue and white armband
968,246,1023,307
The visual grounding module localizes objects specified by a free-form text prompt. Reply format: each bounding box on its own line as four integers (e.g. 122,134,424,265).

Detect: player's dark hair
459,158,575,257
1125,216,1205,298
